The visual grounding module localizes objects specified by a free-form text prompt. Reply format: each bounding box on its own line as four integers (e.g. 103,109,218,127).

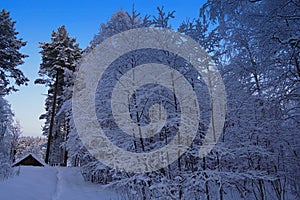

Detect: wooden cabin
12,153,46,167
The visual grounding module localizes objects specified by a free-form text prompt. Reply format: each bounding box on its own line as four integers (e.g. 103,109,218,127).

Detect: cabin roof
12,153,47,167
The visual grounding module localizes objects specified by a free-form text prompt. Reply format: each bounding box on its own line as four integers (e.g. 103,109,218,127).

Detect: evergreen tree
0,9,28,96
35,25,82,165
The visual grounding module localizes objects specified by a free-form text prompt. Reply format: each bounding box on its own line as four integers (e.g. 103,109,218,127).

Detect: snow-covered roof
12,153,47,167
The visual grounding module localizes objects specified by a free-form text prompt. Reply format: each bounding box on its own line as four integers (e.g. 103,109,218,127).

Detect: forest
0,0,299,199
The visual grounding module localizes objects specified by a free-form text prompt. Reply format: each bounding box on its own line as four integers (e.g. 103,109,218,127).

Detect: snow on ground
0,166,117,200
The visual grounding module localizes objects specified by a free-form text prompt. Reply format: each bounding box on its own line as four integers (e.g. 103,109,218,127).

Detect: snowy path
0,166,117,200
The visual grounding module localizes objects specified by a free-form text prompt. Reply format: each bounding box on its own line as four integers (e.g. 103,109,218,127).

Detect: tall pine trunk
45,71,59,164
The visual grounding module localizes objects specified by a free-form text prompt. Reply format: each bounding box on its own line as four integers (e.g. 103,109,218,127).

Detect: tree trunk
45,71,59,164
203,157,210,200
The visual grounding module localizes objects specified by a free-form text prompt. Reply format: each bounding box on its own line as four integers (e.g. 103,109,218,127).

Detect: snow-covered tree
0,9,28,96
153,6,175,28
197,0,300,199
90,7,151,49
0,97,19,179
35,25,82,165
67,3,299,200
15,136,46,159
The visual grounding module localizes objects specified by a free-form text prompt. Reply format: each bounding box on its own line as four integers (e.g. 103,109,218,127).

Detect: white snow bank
0,166,117,200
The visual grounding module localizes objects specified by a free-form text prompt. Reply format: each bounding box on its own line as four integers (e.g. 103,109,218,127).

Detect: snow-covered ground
0,166,117,200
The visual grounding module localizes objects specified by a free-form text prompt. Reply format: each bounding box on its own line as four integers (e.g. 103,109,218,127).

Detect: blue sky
1,0,205,136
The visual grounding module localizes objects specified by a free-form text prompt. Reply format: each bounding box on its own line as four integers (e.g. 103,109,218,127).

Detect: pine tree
0,9,28,96
35,25,82,165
